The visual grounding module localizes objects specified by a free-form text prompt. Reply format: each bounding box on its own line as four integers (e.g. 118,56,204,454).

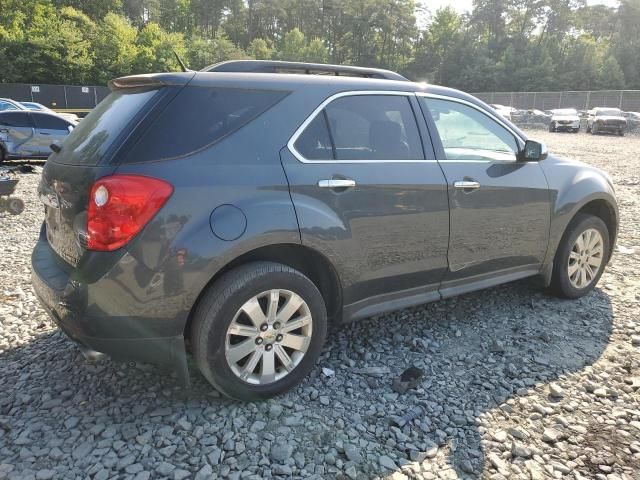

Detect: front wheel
549,214,610,299
618,129,625,137
548,123,556,132
191,261,327,400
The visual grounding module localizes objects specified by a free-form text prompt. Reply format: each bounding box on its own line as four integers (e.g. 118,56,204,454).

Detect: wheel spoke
241,297,267,327
274,344,293,371
587,255,602,268
277,294,304,323
280,315,312,333
261,349,276,384
568,262,579,277
588,232,600,250
227,338,256,363
228,323,258,338
266,290,280,323
240,349,262,380
579,268,587,288
569,251,581,261
280,333,310,352
575,233,585,251
584,263,595,281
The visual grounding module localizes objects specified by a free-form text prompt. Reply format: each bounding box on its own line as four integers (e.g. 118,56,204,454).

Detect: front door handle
453,180,480,190
318,179,356,189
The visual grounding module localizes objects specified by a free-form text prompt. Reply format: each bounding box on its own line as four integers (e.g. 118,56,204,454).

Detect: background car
586,107,627,135
0,110,74,161
20,101,79,123
0,98,28,112
489,103,513,120
549,108,580,133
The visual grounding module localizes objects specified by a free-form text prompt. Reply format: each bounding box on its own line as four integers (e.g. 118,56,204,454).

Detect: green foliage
247,38,272,60
0,0,638,90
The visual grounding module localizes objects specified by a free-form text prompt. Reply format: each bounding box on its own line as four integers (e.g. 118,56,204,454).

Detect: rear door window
0,112,32,127
56,89,159,165
122,87,289,163
32,114,71,130
325,95,423,160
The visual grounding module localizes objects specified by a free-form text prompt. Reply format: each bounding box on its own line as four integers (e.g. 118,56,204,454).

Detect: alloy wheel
567,228,604,289
225,289,312,385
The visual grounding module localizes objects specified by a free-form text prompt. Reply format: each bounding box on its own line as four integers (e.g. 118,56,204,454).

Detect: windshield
596,109,622,116
553,109,577,115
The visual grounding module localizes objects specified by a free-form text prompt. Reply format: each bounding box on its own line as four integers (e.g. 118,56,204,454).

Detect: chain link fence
473,90,640,112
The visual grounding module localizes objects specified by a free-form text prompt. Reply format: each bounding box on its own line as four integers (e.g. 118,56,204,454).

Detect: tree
92,13,139,83
597,56,626,89
247,38,272,60
277,27,307,61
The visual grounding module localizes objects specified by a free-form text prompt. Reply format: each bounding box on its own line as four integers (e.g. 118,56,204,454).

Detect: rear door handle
318,179,356,188
453,180,480,190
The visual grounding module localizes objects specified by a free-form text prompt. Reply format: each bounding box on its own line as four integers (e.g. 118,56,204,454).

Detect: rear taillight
86,175,173,251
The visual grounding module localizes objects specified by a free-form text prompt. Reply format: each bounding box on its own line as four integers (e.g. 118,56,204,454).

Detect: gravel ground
1,130,639,480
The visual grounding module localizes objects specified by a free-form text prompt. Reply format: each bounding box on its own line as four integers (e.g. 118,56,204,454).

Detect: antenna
173,50,191,72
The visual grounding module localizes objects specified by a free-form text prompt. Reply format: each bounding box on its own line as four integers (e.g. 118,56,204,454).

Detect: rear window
122,87,289,163
56,89,158,165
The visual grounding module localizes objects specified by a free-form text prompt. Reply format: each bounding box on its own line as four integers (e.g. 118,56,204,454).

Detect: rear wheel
618,129,624,136
550,214,610,299
191,261,327,400
548,122,556,132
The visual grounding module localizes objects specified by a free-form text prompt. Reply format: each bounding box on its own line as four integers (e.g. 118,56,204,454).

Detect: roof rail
202,60,408,81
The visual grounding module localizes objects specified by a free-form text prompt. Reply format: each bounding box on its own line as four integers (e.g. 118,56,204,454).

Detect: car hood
551,115,579,121
595,116,627,123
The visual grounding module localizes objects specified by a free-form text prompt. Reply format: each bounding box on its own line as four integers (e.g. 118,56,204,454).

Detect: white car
20,102,79,124
549,108,580,133
489,104,513,121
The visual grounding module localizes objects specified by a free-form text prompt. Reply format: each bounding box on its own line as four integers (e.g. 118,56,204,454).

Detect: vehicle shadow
0,281,613,479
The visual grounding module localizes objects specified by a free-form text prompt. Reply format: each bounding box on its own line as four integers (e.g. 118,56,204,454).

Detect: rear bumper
31,228,189,383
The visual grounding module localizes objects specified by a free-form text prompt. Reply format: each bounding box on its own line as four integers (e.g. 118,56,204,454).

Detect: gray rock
379,455,396,470
156,462,175,476
250,420,266,432
270,443,293,463
344,444,362,463
195,465,213,480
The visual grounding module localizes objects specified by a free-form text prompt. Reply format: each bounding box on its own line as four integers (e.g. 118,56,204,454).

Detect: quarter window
294,112,333,160
421,98,519,161
293,94,424,161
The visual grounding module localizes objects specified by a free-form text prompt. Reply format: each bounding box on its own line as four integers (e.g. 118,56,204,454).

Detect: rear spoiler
109,72,195,91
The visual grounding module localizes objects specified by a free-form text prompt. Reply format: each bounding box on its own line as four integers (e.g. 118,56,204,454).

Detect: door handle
453,180,480,190
318,179,356,189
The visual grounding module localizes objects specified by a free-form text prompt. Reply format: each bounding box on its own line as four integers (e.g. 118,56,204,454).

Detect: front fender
540,156,618,281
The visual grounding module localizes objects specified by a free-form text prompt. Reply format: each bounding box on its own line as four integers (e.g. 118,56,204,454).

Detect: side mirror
521,140,547,162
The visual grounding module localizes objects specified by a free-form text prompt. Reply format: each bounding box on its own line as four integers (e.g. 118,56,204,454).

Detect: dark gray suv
32,61,618,400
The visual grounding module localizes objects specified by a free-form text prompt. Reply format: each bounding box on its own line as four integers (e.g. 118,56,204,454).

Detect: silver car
0,110,74,161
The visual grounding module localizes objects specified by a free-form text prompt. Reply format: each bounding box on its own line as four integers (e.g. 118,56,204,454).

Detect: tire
191,261,328,400
7,198,24,215
573,128,580,133
548,123,556,132
549,214,610,299
591,124,598,134
619,129,624,137
586,125,591,133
